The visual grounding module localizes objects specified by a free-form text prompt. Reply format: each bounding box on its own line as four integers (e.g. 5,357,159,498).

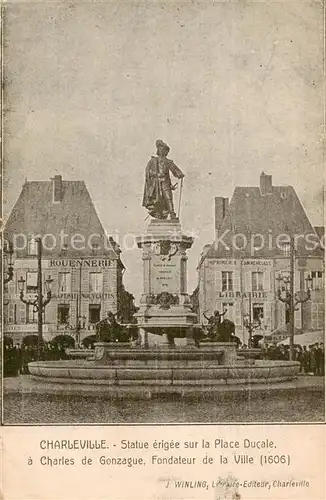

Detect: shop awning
277,330,324,346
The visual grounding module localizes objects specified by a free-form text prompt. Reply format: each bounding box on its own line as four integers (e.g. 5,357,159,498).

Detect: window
26,272,38,293
57,304,70,325
19,303,26,323
222,271,233,291
89,304,101,324
58,273,71,293
252,272,264,291
253,303,264,322
60,244,68,255
311,303,324,330
28,239,38,256
89,273,103,293
7,303,16,324
310,271,323,291
282,243,291,257
277,271,290,291
223,303,234,322
91,243,100,255
26,304,37,323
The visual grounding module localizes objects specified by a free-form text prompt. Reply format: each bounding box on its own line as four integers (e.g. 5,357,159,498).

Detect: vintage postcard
1,1,325,499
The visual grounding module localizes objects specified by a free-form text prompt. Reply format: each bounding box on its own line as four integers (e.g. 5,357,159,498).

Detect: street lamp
3,241,14,284
275,267,312,361
18,237,53,359
242,290,262,348
276,273,312,303
243,313,262,348
18,274,53,300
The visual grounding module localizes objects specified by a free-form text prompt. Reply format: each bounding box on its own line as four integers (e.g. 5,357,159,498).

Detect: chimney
52,175,63,203
215,197,229,233
260,171,272,195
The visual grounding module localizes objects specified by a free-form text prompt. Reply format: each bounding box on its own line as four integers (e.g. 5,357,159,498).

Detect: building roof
314,226,325,241
202,181,323,261
4,178,121,260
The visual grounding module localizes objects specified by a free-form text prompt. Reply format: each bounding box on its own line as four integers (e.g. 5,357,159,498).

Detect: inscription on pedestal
136,220,196,327
152,256,180,294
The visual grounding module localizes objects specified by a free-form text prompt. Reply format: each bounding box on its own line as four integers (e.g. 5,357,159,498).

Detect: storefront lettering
81,293,114,299
51,293,114,300
209,259,272,266
218,291,268,299
210,260,237,266
243,260,272,266
5,324,50,333
49,259,112,268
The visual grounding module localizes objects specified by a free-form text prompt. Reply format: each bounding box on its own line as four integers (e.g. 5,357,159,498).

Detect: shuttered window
252,272,264,291
253,303,264,322
58,304,70,324
311,271,323,291
26,272,38,293
8,303,15,324
311,303,324,329
19,303,26,323
221,271,233,291
58,273,71,293
26,304,37,323
89,273,103,293
223,302,235,322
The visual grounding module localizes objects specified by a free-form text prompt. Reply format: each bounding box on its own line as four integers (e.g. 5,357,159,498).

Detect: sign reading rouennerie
49,259,112,268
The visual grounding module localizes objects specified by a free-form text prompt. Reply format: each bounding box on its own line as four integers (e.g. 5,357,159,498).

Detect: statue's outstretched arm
168,160,185,179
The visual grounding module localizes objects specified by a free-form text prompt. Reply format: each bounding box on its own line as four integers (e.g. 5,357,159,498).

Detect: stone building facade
3,175,134,345
195,173,324,343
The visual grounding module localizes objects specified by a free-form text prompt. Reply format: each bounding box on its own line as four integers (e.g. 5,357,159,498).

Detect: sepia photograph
1,1,324,426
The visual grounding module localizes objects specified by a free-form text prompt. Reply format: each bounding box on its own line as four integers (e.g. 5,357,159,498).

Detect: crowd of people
296,344,324,375
3,336,325,378
257,342,325,375
3,342,68,377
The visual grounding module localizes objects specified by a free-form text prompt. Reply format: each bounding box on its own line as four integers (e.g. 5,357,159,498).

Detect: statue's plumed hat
156,139,170,153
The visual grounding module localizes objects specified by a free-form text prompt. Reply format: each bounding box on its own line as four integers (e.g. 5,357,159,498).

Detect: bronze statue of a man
142,140,184,220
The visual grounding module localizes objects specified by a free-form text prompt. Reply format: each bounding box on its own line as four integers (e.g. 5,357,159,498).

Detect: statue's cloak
142,156,183,217
142,157,164,210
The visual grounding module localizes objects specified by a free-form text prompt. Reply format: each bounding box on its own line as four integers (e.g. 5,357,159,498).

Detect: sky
3,0,324,301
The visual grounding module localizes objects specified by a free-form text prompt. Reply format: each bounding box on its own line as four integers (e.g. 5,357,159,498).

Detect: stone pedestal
200,342,238,365
135,219,197,341
185,327,196,348
161,333,173,348
94,342,132,363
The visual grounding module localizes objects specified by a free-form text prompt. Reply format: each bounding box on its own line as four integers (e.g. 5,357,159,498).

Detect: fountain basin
28,343,299,396
237,349,262,359
28,358,300,388
65,349,94,359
